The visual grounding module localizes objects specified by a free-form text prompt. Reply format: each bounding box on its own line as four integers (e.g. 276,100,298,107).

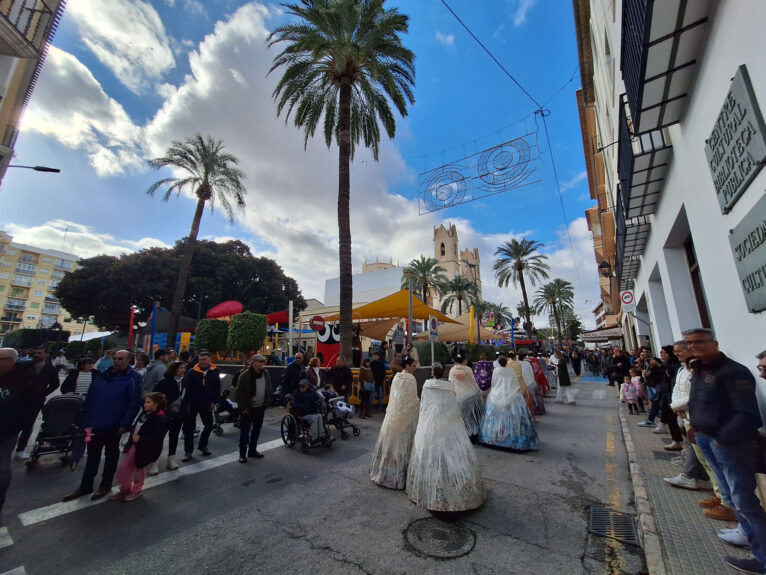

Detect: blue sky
0,0,599,326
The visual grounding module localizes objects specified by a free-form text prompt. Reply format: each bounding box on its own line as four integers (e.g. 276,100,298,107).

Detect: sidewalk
618,401,745,575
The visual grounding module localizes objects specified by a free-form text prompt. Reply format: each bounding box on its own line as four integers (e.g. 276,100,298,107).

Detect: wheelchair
280,407,335,454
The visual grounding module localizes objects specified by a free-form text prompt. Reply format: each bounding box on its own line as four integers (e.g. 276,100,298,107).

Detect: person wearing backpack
234,354,272,463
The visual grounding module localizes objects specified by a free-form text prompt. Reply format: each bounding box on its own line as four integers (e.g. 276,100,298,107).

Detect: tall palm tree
493,238,550,333
269,0,415,362
401,255,447,305
533,278,575,344
489,302,513,330
440,274,477,317
147,134,246,347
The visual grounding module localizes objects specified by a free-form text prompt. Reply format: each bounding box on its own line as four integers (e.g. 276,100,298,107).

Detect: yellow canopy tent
413,310,499,342
323,289,459,324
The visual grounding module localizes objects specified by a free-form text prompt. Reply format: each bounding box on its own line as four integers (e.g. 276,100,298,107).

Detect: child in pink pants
111,392,168,502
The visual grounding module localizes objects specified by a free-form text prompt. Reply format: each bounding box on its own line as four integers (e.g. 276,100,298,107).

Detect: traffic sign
429,316,439,342
620,290,635,312
309,315,325,331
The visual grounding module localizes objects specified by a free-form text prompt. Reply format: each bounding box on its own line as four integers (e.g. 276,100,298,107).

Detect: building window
15,263,36,276
42,257,52,263
0,272,8,279
37,280,45,285
33,290,43,297
440,243,445,256
684,237,712,329
39,268,49,274
5,298,26,311
11,275,32,287
19,253,36,264
54,258,73,271
52,270,65,279
30,302,39,309
26,315,36,320
43,303,60,314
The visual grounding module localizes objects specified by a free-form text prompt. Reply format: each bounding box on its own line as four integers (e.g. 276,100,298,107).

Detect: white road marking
0,567,26,575
18,437,284,527
0,526,13,549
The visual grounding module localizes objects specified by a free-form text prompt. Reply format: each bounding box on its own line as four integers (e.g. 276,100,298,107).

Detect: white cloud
3,220,169,258
16,2,601,322
22,47,145,176
67,0,175,94
508,0,538,27
560,170,587,192
435,31,455,46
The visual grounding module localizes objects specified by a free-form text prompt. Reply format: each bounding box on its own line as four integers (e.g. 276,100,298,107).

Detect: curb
618,405,668,575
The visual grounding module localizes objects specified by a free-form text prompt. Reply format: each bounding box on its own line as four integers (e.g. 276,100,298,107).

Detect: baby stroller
26,394,85,471
212,390,240,436
324,395,360,440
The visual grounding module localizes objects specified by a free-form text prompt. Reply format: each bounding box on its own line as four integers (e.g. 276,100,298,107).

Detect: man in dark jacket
15,346,60,460
281,352,304,399
369,352,386,411
142,348,169,394
291,378,324,444
181,350,221,460
234,354,272,462
685,328,766,574
327,355,353,396
1,348,34,516
63,350,142,501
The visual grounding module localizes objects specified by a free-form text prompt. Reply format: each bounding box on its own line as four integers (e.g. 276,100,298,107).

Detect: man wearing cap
234,354,272,463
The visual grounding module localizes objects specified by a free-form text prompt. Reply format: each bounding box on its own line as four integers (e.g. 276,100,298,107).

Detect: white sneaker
14,450,30,461
147,461,159,476
663,474,709,490
637,420,654,427
652,424,668,434
167,456,178,470
718,528,749,548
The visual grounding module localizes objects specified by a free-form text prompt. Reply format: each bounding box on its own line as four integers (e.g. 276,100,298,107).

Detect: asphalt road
0,374,645,575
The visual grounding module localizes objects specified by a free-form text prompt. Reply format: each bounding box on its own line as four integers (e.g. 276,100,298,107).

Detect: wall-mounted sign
705,65,766,213
620,290,636,313
729,192,766,313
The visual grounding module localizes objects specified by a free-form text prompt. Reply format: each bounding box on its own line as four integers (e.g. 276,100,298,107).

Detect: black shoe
238,457,247,463
62,487,92,502
248,451,264,459
91,487,111,501
199,448,211,456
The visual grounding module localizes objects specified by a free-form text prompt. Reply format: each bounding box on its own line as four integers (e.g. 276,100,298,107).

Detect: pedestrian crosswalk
0,527,12,549
0,567,26,575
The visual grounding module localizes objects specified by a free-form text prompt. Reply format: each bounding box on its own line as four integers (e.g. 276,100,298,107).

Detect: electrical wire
440,0,584,294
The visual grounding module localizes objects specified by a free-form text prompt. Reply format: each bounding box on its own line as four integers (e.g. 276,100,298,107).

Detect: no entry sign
310,315,325,331
620,290,635,312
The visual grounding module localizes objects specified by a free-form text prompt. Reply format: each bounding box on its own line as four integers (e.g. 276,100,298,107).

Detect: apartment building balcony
0,314,21,323
0,0,55,58
4,300,25,311
615,191,650,292
620,0,713,133
10,275,31,287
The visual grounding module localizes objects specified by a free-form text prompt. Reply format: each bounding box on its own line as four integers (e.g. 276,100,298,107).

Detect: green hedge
3,328,71,350
412,340,451,366
227,312,267,354
194,319,229,353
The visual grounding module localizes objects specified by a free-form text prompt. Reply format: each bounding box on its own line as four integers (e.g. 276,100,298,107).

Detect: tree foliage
440,274,477,316
194,319,229,353
533,279,575,344
493,239,550,332
401,255,447,305
269,0,415,364
55,239,306,332
147,134,247,349
227,311,267,354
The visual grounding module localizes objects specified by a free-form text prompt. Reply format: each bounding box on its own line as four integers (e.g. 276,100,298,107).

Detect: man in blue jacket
63,350,142,502
181,350,221,461
686,328,766,575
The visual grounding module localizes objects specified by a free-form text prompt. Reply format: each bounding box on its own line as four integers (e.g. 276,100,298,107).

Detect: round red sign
310,315,325,331
621,291,634,305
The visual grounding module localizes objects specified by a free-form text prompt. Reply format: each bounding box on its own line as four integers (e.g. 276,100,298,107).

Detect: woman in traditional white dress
407,363,486,512
519,352,546,415
370,356,420,489
479,356,539,451
449,354,484,442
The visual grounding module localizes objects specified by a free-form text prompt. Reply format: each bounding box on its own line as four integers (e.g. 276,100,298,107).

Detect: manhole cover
588,507,641,546
405,518,476,558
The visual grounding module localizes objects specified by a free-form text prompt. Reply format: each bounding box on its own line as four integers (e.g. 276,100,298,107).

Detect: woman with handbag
153,361,186,470
359,358,374,418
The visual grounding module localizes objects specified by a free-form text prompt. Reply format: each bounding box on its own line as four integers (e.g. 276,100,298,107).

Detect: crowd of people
609,330,766,575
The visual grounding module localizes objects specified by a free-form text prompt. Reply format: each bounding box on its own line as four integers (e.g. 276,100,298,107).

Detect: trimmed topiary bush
227,312,267,357
194,319,229,353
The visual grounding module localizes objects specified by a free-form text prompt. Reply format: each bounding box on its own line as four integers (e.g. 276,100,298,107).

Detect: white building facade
575,0,766,380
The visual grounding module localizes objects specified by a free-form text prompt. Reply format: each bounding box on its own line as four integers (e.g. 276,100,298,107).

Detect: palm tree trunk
552,301,563,345
167,196,205,350
337,79,353,362
457,296,463,316
519,271,532,332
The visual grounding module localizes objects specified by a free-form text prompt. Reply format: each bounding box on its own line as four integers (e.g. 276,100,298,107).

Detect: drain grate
405,518,476,558
588,507,641,546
